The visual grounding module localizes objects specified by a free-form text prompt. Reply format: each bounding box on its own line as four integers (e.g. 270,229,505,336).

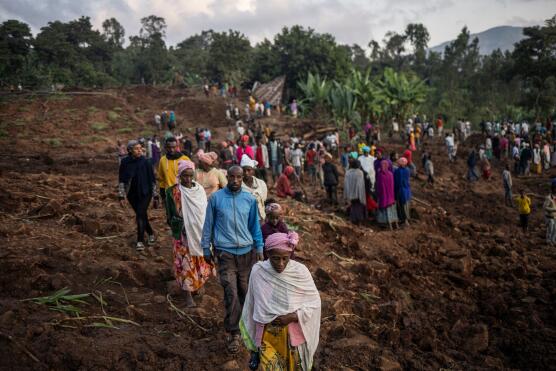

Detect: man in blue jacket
201,165,263,353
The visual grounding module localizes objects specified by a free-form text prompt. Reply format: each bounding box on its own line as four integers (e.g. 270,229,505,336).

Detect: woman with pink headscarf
165,160,215,307
240,232,321,371
196,150,227,198
375,159,399,230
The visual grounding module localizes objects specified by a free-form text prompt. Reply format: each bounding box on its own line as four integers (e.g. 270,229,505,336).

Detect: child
425,154,434,185
261,202,289,242
261,202,290,258
515,189,531,232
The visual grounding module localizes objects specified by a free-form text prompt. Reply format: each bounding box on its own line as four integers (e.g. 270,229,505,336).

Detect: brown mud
0,87,555,370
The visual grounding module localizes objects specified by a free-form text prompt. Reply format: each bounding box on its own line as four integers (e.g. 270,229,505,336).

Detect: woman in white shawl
165,160,215,307
344,155,367,224
240,232,321,370
240,154,268,221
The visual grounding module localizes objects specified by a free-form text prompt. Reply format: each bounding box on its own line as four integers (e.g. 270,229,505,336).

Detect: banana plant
346,69,384,122
297,72,331,119
376,67,428,125
328,81,360,131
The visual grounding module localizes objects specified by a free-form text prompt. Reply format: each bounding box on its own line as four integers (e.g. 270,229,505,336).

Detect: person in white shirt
290,143,303,178
154,114,161,131
237,123,245,137
445,133,455,162
358,146,376,189
521,121,529,137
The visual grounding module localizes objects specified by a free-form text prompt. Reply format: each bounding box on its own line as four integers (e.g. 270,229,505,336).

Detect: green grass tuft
91,122,108,131
117,127,133,134
82,135,108,144
45,138,62,147
107,111,120,122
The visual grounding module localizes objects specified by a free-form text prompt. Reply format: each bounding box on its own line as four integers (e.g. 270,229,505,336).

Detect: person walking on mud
201,166,264,354
157,137,190,205
502,164,513,207
165,160,215,307
515,189,531,233
118,140,158,251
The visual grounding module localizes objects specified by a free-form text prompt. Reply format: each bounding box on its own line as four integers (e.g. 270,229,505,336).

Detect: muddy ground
0,87,555,370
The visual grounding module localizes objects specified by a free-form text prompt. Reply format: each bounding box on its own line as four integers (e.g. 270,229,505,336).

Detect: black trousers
127,194,153,243
325,185,337,202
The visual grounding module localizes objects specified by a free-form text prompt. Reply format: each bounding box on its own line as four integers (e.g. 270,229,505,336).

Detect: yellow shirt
157,154,190,189
515,196,531,215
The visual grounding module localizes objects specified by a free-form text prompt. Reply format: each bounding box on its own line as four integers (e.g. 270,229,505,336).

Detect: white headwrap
240,153,258,168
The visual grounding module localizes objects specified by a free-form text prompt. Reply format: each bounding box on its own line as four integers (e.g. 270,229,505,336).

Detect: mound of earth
0,87,555,370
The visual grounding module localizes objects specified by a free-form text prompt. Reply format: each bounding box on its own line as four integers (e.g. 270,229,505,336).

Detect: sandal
226,333,241,354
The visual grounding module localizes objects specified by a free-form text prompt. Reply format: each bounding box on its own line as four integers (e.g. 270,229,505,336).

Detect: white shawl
344,168,366,205
178,182,207,256
242,177,268,220
241,260,321,371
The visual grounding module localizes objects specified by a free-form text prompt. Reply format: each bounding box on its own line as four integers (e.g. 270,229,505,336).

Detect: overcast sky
0,0,554,48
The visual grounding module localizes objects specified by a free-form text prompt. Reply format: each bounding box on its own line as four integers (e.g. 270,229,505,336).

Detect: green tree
0,20,33,86
206,30,252,83
128,15,170,84
102,18,125,49
250,39,281,83
512,15,556,119
273,25,351,96
173,30,213,78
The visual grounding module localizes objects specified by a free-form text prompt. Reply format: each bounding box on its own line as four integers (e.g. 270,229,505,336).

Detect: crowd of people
115,87,556,369
117,116,323,368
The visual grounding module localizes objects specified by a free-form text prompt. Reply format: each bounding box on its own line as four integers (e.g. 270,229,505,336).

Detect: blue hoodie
201,187,263,256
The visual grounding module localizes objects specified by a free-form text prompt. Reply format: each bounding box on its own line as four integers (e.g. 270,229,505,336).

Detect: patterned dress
166,184,215,292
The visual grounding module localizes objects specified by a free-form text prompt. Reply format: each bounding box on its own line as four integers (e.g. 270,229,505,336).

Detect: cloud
0,0,551,49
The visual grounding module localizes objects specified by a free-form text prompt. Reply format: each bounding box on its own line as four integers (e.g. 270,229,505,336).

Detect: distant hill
429,26,526,55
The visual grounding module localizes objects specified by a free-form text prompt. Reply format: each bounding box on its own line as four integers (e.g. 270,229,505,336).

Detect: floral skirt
173,236,215,292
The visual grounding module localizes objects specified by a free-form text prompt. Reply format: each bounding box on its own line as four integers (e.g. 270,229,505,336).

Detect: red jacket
276,174,294,198
236,145,254,163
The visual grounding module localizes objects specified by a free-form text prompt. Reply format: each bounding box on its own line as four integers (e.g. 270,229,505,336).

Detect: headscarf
324,152,333,160
176,160,195,183
265,203,282,215
265,231,299,252
397,157,408,167
198,151,218,166
350,151,359,159
221,141,228,148
362,146,370,153
242,135,250,143
284,165,295,176
240,153,258,168
127,139,139,151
